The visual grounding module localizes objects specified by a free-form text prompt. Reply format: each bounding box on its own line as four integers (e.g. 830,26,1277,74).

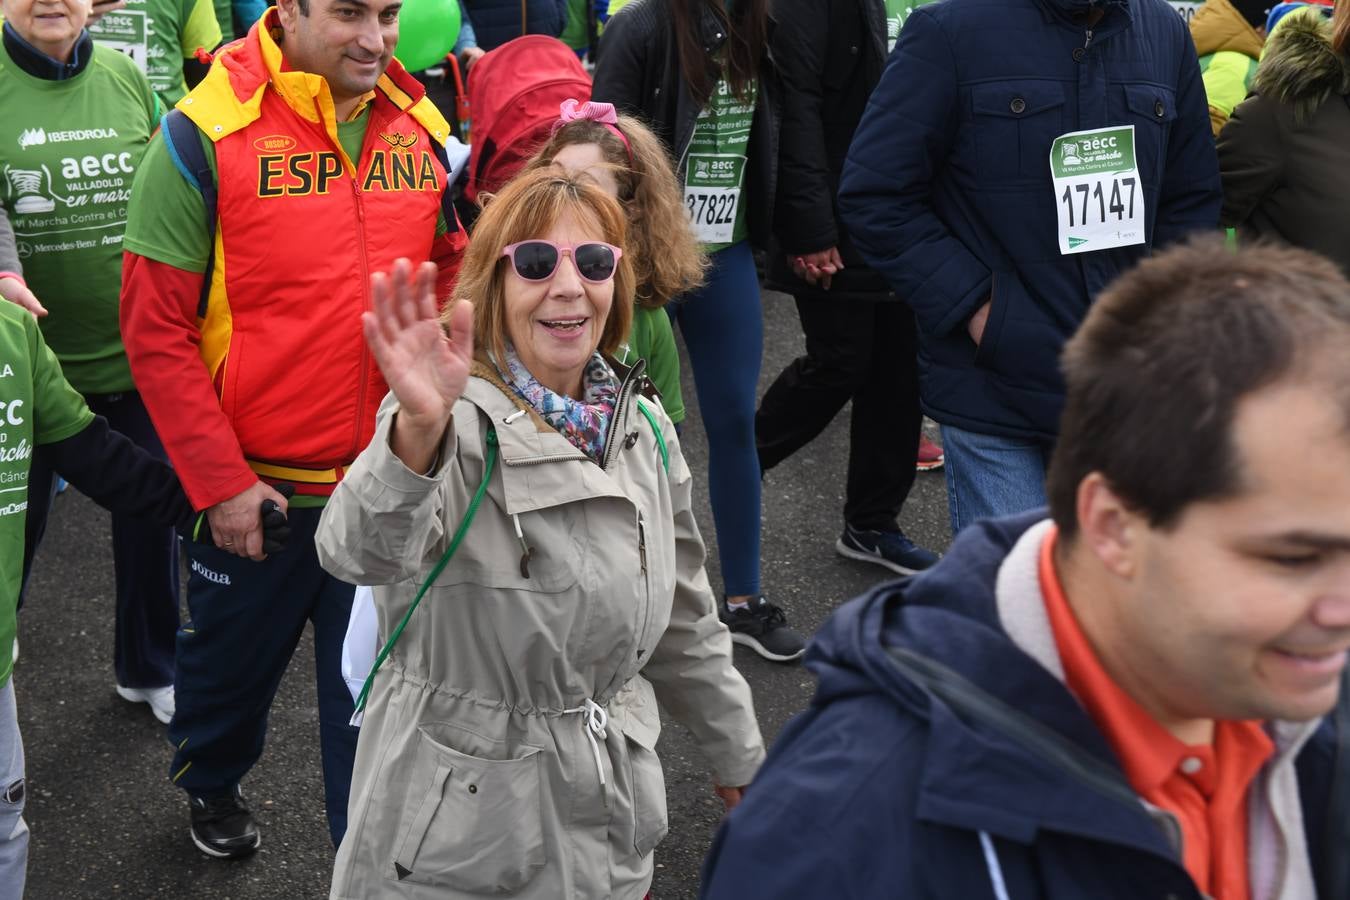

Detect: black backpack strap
160,109,217,318
429,138,462,235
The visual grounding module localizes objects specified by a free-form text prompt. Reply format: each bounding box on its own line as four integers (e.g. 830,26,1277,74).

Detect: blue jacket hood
801,513,1178,848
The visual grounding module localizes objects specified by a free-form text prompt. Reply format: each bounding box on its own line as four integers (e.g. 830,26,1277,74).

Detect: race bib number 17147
1049,125,1146,255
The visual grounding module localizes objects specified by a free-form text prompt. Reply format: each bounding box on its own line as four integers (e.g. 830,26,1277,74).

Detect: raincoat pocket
622,713,668,858
389,723,546,893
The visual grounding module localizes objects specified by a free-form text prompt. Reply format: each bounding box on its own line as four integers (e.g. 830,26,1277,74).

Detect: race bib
91,8,149,74
684,153,745,245
1050,125,1146,256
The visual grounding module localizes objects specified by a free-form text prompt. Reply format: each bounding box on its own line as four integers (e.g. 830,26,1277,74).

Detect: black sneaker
719,597,806,663
836,524,939,575
189,785,261,859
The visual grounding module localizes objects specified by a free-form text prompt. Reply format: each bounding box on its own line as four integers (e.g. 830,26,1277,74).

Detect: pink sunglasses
501,240,623,284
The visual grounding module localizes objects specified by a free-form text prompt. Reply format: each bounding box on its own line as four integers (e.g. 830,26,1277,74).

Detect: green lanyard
352,428,499,717
351,406,668,719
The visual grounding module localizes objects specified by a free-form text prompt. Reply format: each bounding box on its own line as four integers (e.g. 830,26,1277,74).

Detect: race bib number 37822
1049,125,1146,255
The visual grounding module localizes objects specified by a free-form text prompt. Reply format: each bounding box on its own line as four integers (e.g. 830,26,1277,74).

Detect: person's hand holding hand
459,46,485,76
0,277,46,318
364,259,474,473
790,247,844,291
714,784,745,813
205,481,290,561
87,0,129,25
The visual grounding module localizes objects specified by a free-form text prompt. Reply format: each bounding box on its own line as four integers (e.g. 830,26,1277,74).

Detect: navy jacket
838,0,1221,441
700,513,1340,899
464,0,567,50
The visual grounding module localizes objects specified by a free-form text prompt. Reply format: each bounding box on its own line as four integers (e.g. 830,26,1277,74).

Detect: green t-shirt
0,302,96,688
684,75,757,252
90,0,223,107
0,44,159,395
883,0,932,53
617,305,684,424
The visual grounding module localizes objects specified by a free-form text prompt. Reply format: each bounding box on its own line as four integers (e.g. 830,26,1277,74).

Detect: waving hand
364,258,475,472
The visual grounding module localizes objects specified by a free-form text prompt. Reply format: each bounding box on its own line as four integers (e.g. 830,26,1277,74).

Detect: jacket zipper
1082,28,1094,53
635,512,652,658
600,359,646,470
503,452,585,467
348,131,372,463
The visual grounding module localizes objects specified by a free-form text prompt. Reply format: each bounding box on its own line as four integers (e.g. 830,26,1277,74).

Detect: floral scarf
501,346,619,463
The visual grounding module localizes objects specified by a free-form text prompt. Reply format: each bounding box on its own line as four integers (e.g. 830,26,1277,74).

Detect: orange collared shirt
1038,527,1275,900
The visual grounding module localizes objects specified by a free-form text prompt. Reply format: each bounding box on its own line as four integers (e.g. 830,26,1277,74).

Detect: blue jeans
669,241,764,597
940,424,1051,535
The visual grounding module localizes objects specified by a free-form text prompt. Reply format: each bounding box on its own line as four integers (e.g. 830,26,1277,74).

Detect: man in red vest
119,0,466,859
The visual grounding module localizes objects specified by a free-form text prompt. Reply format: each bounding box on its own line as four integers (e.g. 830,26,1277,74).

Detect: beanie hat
1266,0,1333,33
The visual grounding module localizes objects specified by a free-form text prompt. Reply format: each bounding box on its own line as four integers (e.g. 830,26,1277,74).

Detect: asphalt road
16,287,953,899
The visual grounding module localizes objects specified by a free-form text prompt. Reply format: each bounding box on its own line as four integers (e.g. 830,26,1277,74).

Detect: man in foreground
701,238,1350,898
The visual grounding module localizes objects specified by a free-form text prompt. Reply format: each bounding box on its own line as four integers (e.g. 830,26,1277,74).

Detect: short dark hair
1046,237,1350,539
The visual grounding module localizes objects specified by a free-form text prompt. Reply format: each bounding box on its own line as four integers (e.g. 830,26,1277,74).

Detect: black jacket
1218,11,1350,275
592,0,780,251
764,0,893,301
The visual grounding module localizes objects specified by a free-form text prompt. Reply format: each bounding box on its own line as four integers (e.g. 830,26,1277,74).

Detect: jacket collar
2,21,92,81
1035,0,1132,33
178,9,451,164
459,354,651,516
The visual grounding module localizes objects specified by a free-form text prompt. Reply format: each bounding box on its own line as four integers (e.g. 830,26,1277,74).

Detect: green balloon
395,0,462,72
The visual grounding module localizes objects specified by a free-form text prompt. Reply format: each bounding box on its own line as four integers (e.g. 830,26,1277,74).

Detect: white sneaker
116,684,175,725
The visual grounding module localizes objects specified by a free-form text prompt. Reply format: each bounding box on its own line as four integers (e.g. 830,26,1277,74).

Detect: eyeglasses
500,240,623,284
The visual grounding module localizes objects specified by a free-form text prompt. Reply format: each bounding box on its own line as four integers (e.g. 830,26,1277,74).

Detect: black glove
188,483,295,555
259,484,294,555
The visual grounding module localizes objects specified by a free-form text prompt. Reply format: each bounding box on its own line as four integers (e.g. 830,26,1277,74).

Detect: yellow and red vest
177,12,455,492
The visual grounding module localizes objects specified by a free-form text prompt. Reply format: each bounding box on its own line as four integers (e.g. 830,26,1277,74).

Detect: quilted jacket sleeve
837,9,991,338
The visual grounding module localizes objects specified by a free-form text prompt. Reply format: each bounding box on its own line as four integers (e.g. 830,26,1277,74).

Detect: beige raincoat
316,359,765,899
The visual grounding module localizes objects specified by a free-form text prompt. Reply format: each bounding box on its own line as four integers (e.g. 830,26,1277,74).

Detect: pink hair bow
557,99,620,127
553,98,633,161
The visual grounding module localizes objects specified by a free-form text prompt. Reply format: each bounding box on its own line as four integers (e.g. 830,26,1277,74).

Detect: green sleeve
182,0,224,56
628,306,685,424
28,315,95,445
123,131,214,273
1201,51,1258,121
211,0,233,41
